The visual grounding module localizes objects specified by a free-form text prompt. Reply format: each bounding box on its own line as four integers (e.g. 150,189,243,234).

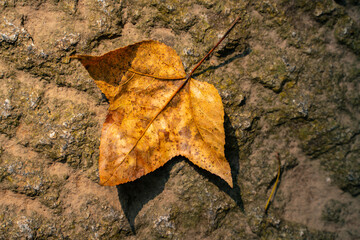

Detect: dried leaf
72,40,232,187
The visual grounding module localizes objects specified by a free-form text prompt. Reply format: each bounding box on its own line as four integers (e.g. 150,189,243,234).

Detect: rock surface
0,0,359,239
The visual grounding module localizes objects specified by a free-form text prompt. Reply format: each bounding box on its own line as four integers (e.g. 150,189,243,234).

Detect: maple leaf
72,40,232,187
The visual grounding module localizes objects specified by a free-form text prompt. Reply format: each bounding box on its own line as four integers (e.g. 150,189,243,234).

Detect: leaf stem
186,15,242,80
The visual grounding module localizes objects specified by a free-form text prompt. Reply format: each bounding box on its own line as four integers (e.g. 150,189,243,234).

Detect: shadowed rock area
0,0,359,239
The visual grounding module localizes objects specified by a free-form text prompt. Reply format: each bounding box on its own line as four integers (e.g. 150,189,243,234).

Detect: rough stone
0,0,359,239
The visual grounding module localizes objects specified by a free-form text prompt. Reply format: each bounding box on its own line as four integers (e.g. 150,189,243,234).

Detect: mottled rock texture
0,0,359,239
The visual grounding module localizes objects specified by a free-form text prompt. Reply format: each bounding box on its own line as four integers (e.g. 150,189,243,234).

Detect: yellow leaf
72,40,232,187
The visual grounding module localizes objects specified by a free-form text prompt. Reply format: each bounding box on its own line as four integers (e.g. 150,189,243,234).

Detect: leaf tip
69,55,84,60
225,175,233,188
99,171,116,186
61,56,71,64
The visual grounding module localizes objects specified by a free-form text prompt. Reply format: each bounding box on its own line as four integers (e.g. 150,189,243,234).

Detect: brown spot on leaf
179,127,191,139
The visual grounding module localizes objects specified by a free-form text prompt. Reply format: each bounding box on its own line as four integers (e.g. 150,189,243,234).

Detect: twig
264,153,281,212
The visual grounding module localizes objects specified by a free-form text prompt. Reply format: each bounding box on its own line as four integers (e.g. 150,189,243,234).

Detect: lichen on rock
0,0,359,239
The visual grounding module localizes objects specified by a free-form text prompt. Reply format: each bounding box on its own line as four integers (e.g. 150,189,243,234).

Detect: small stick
264,153,281,212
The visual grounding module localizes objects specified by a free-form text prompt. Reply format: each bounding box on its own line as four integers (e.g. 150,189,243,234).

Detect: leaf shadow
192,47,251,78
116,159,181,233
117,113,243,233
189,113,244,210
